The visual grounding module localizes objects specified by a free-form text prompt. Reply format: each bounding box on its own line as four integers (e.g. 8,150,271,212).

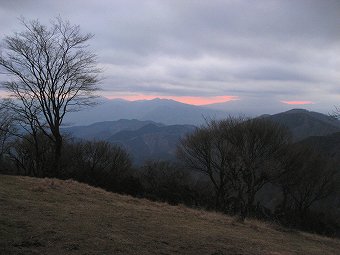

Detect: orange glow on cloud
281,100,314,105
107,95,239,105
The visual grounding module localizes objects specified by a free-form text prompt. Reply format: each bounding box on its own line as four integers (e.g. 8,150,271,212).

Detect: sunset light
281,101,314,105
2,1,340,252
107,95,239,105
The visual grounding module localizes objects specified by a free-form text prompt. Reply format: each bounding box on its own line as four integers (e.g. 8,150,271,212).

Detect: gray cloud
0,0,339,113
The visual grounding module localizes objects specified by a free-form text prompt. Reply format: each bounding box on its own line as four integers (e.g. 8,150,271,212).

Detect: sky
0,0,339,114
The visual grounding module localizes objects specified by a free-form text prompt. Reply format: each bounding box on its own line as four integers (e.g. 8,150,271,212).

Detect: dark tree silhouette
0,17,101,176
63,140,132,191
0,104,16,171
178,117,291,220
278,145,338,222
177,119,235,211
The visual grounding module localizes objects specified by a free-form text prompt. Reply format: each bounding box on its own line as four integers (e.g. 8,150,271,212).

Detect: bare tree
278,145,338,222
178,117,291,220
8,132,54,177
140,160,194,205
0,17,101,175
63,140,132,190
0,98,48,176
177,121,232,210
225,118,291,220
0,104,16,172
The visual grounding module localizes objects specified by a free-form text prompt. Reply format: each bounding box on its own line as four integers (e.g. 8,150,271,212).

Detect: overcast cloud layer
0,0,339,113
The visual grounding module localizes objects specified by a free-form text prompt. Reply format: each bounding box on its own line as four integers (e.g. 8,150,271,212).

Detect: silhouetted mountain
264,109,340,140
108,123,196,164
64,98,227,126
63,119,163,140
63,119,195,164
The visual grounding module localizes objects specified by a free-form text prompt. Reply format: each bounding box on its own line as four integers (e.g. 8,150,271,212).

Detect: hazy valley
63,99,340,165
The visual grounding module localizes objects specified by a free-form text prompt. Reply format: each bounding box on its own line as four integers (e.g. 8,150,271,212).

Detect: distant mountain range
64,97,333,127
64,108,340,164
64,98,228,126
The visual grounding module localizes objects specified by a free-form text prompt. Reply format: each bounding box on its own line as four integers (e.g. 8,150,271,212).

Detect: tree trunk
215,189,221,210
52,131,63,177
236,190,246,222
245,191,256,218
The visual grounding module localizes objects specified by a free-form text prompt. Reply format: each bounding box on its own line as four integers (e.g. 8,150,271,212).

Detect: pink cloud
107,94,239,105
281,100,314,105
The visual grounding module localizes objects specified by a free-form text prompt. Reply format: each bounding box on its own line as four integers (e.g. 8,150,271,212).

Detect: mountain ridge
264,108,340,140
108,123,196,164
63,119,163,140
64,109,340,164
65,98,228,126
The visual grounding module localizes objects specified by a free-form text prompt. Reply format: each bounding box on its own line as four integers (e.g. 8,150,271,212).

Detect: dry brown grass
1,175,339,255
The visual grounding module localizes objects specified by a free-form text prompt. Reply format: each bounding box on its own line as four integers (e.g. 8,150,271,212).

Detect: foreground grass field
1,175,339,255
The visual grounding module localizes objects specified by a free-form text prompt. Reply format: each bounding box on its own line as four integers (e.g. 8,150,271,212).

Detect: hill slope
64,120,195,164
108,123,195,164
298,131,340,159
264,109,340,140
1,175,340,255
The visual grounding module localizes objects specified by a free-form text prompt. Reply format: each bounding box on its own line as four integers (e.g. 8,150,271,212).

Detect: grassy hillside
1,175,340,255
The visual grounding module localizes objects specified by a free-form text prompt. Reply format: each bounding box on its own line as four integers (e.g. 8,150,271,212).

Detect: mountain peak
266,109,340,141
284,108,309,114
